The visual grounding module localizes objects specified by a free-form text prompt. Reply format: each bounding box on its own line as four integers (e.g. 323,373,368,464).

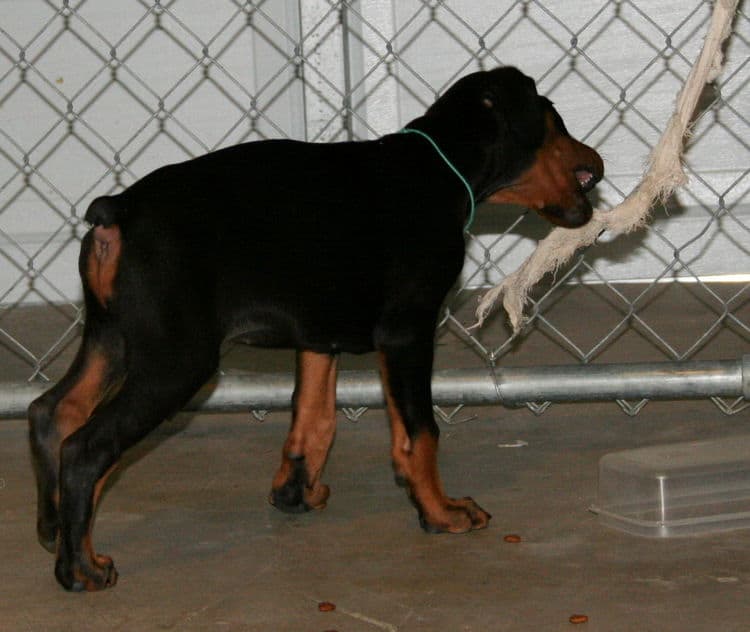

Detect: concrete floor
1,285,749,631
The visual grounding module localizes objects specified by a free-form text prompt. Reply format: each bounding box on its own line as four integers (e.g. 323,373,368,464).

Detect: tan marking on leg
86,225,122,308
75,463,118,590
271,350,338,509
92,463,117,509
80,465,117,561
54,352,109,442
377,352,412,478
58,366,120,591
378,352,490,533
50,352,120,513
76,531,117,591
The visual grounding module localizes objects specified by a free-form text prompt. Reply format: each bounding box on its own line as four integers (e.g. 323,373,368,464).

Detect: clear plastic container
591,435,750,537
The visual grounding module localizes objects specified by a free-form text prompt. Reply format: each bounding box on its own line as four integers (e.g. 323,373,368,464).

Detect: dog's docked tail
85,196,125,228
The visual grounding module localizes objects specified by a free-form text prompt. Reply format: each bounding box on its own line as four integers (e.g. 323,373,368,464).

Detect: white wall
0,1,747,305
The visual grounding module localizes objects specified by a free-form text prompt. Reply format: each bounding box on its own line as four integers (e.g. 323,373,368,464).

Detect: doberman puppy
28,66,603,591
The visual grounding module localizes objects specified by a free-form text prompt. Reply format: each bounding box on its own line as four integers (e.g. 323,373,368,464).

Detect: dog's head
427,67,604,228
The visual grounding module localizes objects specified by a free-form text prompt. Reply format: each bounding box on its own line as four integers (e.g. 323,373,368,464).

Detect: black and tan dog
29,67,603,591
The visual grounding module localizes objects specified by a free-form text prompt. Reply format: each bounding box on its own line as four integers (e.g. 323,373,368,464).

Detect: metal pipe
3,356,747,420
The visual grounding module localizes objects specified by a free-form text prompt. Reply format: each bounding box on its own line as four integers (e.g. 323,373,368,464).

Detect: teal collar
400,127,476,231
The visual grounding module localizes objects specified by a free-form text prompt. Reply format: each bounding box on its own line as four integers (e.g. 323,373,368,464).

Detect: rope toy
474,0,740,333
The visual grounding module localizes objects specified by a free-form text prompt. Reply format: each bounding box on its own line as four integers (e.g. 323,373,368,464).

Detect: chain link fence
1,0,748,420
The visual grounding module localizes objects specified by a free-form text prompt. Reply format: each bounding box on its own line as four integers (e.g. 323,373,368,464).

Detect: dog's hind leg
377,342,491,534
28,323,124,554
44,223,220,591
269,350,338,513
29,224,126,554
53,338,218,592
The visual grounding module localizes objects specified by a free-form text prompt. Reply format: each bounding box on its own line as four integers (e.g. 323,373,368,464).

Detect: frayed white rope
474,0,739,334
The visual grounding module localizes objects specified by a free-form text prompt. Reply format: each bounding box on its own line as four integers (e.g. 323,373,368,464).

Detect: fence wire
1,0,748,420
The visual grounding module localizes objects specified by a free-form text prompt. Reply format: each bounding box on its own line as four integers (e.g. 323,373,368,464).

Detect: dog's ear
483,69,546,148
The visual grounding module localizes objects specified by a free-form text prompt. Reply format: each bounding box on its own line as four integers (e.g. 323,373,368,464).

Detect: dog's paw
418,496,491,534
269,481,330,514
55,553,118,592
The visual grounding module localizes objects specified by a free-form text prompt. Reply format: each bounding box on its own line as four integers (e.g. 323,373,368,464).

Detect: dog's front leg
377,345,490,533
269,350,338,513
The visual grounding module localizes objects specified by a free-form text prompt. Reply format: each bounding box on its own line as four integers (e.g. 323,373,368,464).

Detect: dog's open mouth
575,166,598,193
